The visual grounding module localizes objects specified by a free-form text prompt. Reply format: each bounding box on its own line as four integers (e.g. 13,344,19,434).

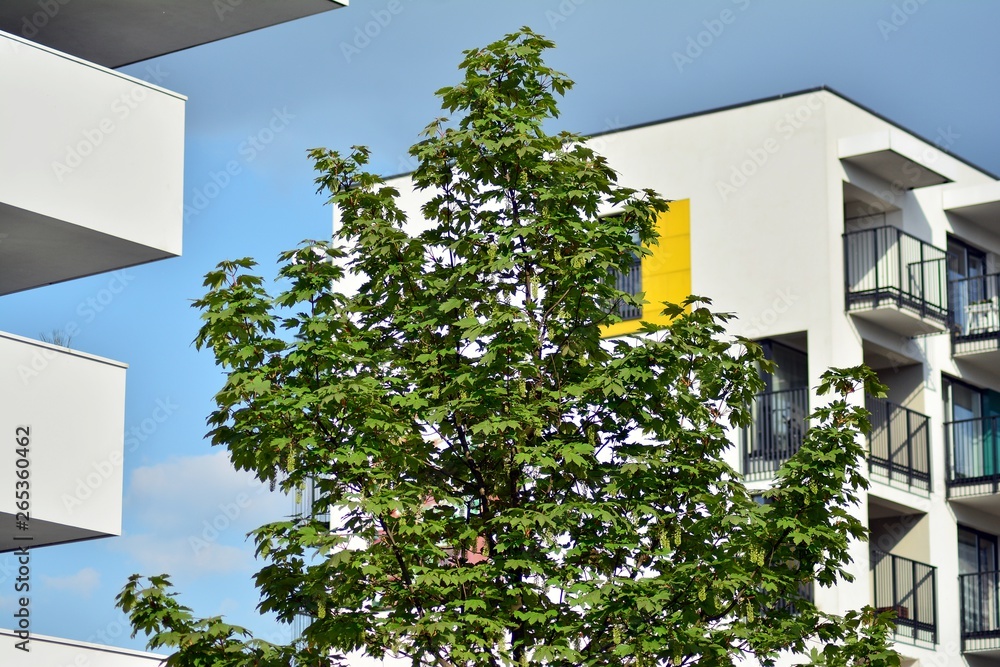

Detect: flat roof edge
381,86,999,183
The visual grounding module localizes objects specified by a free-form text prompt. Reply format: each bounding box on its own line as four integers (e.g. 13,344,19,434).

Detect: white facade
387,87,1000,665
589,88,1000,666
0,630,165,666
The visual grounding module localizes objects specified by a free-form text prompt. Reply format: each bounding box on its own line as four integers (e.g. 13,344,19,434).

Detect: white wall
0,332,125,546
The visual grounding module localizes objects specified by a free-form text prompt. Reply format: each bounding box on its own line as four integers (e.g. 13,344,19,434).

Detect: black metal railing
742,387,809,480
951,274,1000,355
296,476,331,525
871,550,937,645
770,580,814,617
610,255,643,321
843,227,948,324
866,397,931,492
960,571,1000,651
946,417,1000,496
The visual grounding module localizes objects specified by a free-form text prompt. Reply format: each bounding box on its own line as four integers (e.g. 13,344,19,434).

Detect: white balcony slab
944,181,1000,230
839,129,953,189
0,629,163,665
0,31,184,296
0,332,125,551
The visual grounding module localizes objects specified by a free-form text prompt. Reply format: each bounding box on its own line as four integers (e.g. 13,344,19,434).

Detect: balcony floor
0,513,109,552
849,302,947,337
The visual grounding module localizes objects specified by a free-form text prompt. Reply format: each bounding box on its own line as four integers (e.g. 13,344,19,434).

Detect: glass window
944,376,983,422
760,340,808,392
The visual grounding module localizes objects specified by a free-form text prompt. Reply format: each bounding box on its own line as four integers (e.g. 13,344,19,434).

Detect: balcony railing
295,476,330,526
871,550,937,645
946,416,1000,497
866,397,931,492
951,274,1000,356
844,227,948,326
960,571,1000,652
741,387,809,480
770,580,814,617
610,256,643,321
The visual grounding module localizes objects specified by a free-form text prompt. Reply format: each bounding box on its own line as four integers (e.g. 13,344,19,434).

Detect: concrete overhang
943,181,1000,231
839,129,952,190
0,31,184,295
0,0,347,68
0,332,127,552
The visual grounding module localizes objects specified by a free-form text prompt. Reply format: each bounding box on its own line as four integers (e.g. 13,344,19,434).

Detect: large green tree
118,28,898,667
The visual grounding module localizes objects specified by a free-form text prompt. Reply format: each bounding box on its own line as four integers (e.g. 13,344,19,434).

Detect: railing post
896,229,904,300
873,229,880,300
881,401,896,480
918,241,926,317
960,573,967,651
891,554,898,624
906,409,914,487
946,422,952,492
931,565,937,644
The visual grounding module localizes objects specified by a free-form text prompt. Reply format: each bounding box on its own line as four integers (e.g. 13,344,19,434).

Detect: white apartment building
589,87,1000,667
386,86,1000,666
0,1,346,664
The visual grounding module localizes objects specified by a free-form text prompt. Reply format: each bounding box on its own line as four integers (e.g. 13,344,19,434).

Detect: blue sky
1,0,999,653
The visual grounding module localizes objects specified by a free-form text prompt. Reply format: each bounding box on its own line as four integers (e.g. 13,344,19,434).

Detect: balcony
770,581,814,617
0,332,126,551
0,31,184,296
945,416,1000,500
944,181,1000,236
839,129,953,190
866,397,931,492
844,228,948,336
871,550,936,645
295,476,331,526
741,387,808,480
960,571,1000,653
951,274,1000,367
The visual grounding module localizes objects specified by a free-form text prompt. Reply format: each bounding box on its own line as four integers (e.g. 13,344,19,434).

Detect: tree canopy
118,27,898,667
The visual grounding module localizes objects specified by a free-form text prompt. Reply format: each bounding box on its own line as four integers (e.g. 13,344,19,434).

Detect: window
959,526,999,636
743,340,809,476
948,237,988,333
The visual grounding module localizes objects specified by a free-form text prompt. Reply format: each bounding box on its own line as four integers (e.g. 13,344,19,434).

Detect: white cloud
41,566,100,596
114,533,253,577
115,451,292,579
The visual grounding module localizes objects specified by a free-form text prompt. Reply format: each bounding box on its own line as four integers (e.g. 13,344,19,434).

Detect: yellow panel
602,199,691,338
